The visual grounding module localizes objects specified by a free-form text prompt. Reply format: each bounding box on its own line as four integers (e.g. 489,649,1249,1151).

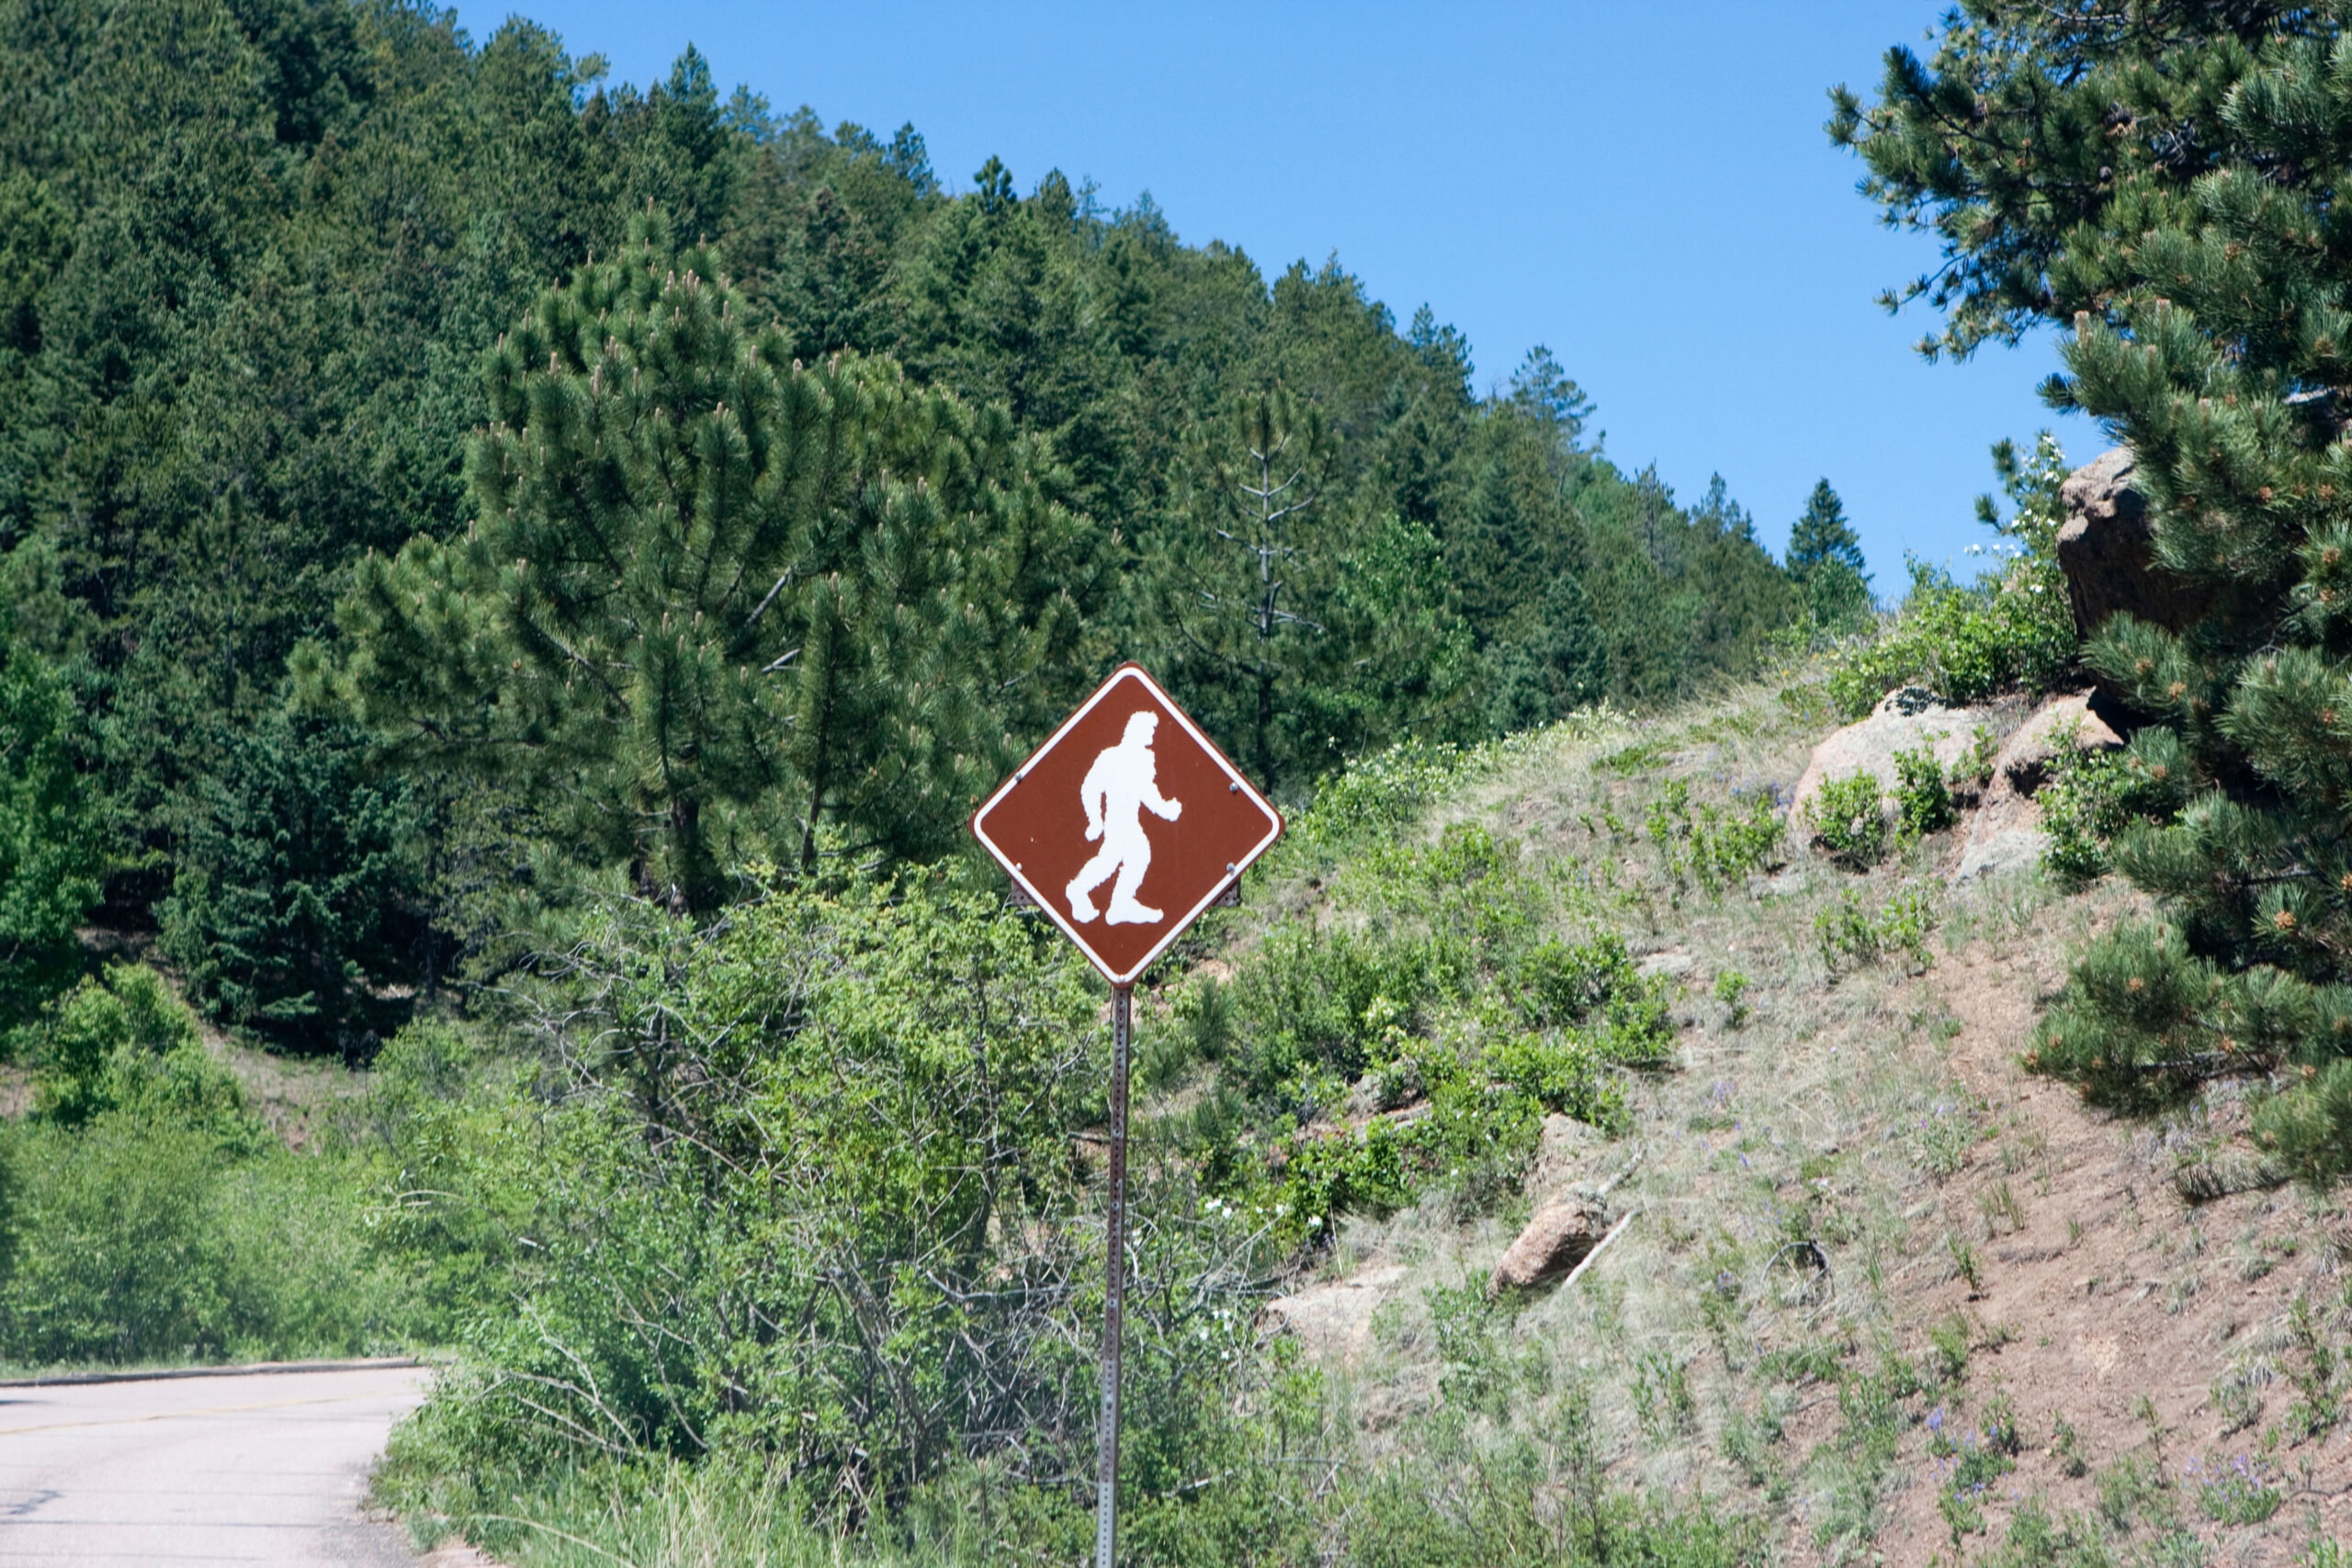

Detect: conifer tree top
1786,479,1863,580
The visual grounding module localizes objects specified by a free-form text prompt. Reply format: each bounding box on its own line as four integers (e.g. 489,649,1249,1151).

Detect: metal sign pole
968,665,1281,1568
1095,984,1132,1568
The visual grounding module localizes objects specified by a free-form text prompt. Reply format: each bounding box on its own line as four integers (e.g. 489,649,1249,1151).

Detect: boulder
1261,1261,1409,1364
2056,448,2209,638
1951,786,2046,884
1989,692,2126,798
1789,687,2001,832
1951,693,2125,883
1490,1196,1608,1292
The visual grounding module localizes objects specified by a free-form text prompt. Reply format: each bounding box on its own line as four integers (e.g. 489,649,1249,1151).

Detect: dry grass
1244,677,2352,1565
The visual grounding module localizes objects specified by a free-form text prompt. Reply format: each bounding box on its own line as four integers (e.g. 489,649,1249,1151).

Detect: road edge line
0,1355,425,1388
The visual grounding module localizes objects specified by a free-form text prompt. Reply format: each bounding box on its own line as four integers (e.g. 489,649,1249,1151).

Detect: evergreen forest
0,0,1827,1054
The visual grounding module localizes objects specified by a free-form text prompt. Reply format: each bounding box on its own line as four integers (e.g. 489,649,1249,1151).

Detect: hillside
6,647,2346,1565
1213,678,2349,1566
17,5,2352,1564
0,0,1821,1064
322,657,2350,1568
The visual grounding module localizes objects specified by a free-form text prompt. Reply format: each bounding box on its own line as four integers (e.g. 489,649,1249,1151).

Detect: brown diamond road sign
971,662,1282,987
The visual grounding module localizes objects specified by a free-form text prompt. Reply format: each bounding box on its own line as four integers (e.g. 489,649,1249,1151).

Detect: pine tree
1845,13,2352,1172
1329,512,1476,748
1482,572,1608,737
1150,386,1344,794
312,215,1094,909
1784,479,1871,628
155,708,425,1055
0,632,100,1023
1786,479,1863,578
1689,477,1803,669
1506,344,1592,441
1831,4,2308,360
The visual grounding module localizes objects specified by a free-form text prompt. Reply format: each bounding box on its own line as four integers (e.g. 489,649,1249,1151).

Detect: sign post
970,663,1283,1568
1096,984,1129,1568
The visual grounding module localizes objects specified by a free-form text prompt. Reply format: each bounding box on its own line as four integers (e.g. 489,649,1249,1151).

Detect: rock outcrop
1989,692,2127,797
2056,448,2209,638
1951,693,2125,882
1789,687,2005,834
1261,1261,1408,1365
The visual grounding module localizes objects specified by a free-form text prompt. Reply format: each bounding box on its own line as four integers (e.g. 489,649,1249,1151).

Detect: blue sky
484,1,2085,589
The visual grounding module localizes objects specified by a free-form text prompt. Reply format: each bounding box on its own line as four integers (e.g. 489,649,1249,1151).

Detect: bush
2038,728,2191,885
1514,931,1659,1033
0,1113,404,1367
28,964,247,1135
1892,747,1956,838
377,871,1114,1505
1226,924,1448,1110
1822,450,2075,723
1806,770,1891,866
1645,779,1783,892
1817,885,1939,975
1823,568,2074,720
0,965,418,1368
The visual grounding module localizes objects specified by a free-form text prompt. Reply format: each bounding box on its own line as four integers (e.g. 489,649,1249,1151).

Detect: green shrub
392,1381,1763,1568
0,964,427,1369
1713,970,1752,1026
2095,1453,2177,1535
1513,931,1658,1032
1952,724,2001,792
1826,562,2074,721
1490,1032,1633,1124
1226,924,1447,1108
1823,438,2078,720
1817,885,1939,975
28,964,247,1137
379,872,1114,1504
1892,747,1955,838
1646,778,1783,891
1806,769,1891,866
0,1116,403,1368
2038,728,2191,885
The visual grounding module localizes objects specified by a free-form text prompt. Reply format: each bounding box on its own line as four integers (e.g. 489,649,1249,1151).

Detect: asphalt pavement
0,1363,452,1566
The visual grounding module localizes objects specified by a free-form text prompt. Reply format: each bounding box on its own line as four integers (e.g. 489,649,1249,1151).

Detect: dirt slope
1250,683,2351,1565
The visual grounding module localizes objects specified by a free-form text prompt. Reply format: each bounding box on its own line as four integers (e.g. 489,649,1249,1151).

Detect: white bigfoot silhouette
1066,710,1183,925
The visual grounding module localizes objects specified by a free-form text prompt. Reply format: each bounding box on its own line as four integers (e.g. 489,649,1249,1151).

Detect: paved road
0,1364,448,1566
